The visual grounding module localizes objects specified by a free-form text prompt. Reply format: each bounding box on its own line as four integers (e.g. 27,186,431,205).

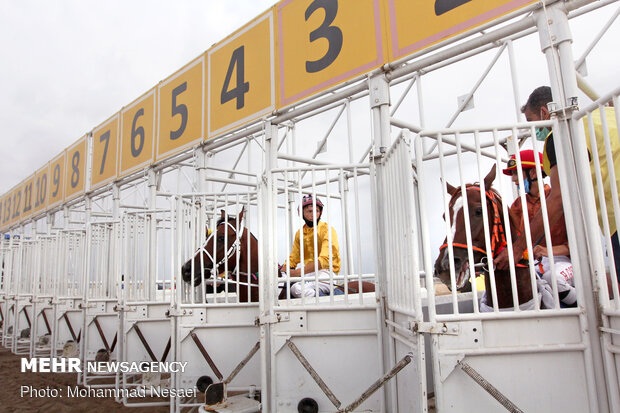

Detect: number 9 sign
47,152,66,208
64,136,87,201
277,0,385,107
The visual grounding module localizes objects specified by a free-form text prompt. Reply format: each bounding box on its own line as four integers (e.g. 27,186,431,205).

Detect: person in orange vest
503,149,576,307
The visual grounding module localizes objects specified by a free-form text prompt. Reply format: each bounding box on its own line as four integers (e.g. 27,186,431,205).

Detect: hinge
412,322,459,335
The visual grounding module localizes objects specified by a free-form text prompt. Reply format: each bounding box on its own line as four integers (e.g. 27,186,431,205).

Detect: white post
536,4,611,412
261,121,277,412
368,73,392,412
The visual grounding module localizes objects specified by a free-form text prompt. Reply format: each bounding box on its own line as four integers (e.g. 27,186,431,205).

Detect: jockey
503,149,576,307
281,194,341,297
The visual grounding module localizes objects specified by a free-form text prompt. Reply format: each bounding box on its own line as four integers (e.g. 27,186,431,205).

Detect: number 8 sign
277,0,385,107
64,135,87,201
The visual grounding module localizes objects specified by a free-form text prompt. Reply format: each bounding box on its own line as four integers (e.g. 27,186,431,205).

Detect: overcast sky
0,1,618,196
0,0,275,194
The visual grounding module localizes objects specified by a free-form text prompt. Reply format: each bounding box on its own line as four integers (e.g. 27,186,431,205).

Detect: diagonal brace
287,339,341,409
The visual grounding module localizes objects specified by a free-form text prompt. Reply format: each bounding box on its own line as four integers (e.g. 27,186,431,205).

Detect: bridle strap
199,220,241,276
444,184,508,260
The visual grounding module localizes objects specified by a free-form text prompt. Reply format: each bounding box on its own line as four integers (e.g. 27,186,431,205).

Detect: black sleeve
545,134,557,169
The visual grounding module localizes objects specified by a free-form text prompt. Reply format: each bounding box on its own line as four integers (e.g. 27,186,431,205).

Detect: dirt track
0,347,169,413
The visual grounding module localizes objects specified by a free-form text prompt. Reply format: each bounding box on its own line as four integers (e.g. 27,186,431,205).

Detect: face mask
523,178,531,194
535,127,550,141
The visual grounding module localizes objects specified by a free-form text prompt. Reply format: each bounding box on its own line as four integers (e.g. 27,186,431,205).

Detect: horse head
434,166,499,291
181,209,246,287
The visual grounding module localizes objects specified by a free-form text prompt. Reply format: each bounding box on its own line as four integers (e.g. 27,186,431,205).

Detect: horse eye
217,236,225,242
475,207,483,217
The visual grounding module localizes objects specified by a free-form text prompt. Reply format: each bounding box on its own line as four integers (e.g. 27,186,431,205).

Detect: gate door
414,124,600,412
379,134,428,412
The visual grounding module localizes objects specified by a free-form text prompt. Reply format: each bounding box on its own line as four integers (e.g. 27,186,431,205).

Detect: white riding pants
290,269,332,297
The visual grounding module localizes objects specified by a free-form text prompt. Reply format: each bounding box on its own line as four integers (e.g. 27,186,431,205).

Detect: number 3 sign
277,0,385,107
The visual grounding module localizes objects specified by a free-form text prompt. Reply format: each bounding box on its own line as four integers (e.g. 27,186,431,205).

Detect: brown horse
181,209,260,303
181,210,375,302
434,166,534,309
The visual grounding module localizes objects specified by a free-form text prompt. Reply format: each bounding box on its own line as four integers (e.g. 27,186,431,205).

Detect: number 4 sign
207,10,275,138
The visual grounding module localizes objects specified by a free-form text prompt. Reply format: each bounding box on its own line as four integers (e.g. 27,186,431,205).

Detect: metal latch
166,308,189,317
411,322,459,335
257,313,284,325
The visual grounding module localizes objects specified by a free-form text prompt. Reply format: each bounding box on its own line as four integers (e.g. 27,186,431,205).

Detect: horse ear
443,178,457,195
220,210,226,220
238,207,244,223
484,165,497,189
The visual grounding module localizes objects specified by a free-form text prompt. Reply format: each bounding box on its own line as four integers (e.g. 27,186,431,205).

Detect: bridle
200,219,241,277
439,184,511,270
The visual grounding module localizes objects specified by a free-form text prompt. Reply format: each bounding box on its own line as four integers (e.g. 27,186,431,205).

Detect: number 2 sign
277,0,384,107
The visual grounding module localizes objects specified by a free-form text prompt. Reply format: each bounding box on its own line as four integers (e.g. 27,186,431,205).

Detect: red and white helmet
301,194,323,210
503,149,544,176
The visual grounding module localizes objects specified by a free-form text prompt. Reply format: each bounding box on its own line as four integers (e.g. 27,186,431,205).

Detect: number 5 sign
207,10,276,138
157,57,204,160
278,0,385,107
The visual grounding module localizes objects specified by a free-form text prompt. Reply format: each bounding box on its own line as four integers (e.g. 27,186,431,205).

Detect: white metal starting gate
1,1,620,412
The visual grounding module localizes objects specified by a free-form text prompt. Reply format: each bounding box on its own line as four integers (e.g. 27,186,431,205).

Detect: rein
439,184,515,269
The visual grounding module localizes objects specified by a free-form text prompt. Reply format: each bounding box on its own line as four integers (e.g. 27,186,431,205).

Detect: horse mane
216,215,239,226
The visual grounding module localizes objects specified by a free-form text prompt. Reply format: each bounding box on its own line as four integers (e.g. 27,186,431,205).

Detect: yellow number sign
157,57,204,160
278,0,385,107
208,10,276,138
48,152,66,209
92,114,120,189
120,89,156,177
21,174,37,220
0,195,5,230
32,165,50,215
387,0,536,59
9,185,23,226
65,136,88,201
